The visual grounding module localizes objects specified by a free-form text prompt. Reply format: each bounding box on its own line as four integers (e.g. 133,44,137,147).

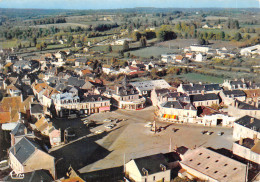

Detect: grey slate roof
162,101,196,110
190,93,219,102
31,104,43,114
235,100,260,110
10,123,33,137
4,169,53,182
235,115,260,132
81,95,109,102
9,137,43,164
67,77,85,88
133,153,169,176
223,90,246,97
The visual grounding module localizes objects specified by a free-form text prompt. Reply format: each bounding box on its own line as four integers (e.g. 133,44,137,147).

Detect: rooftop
235,115,260,132
180,147,247,182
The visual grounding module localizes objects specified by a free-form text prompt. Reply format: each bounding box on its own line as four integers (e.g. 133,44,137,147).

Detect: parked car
65,127,76,137
144,122,152,127
103,119,112,122
201,131,207,134
206,131,213,135
218,131,224,136
95,130,104,134
172,128,179,132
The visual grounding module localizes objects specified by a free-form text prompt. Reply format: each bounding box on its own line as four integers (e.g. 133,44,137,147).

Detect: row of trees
25,17,66,25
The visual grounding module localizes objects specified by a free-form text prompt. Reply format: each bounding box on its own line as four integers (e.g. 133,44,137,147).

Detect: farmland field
128,46,177,58
172,73,225,84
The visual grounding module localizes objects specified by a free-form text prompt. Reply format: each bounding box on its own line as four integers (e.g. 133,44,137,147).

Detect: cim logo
10,170,25,179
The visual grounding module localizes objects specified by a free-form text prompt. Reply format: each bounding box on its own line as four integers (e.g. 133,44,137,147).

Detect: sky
0,0,259,9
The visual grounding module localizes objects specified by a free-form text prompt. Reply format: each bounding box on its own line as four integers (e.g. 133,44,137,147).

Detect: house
219,90,246,105
0,95,34,124
161,54,175,63
125,153,171,182
9,137,56,179
222,79,248,90
130,79,171,96
6,84,22,97
175,55,184,63
151,88,189,107
190,93,219,107
158,101,197,122
190,45,210,53
10,122,34,146
240,44,260,56
177,83,222,95
179,147,247,182
233,138,260,165
185,53,194,59
112,38,133,45
227,100,260,118
104,78,145,110
198,106,236,127
233,115,260,140
49,128,61,147
243,89,260,103
34,116,53,136
202,24,214,29
194,53,207,62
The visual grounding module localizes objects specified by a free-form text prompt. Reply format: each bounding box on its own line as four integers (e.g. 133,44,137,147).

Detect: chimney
24,127,27,135
250,118,254,124
239,138,243,145
116,86,120,95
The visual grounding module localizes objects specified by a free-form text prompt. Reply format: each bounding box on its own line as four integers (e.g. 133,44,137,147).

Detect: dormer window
160,164,166,171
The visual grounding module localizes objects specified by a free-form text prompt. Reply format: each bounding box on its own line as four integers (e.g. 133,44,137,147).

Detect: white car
95,130,103,134
144,122,153,127
103,119,112,122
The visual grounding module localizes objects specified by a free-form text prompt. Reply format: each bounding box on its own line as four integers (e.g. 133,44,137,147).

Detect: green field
174,73,224,84
128,46,176,58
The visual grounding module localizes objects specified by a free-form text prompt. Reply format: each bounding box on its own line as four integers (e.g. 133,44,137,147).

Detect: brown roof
35,116,48,132
0,96,33,123
34,82,48,93
243,89,260,99
61,177,85,182
5,62,13,67
7,84,19,91
0,112,11,123
199,106,221,117
176,55,183,60
81,69,92,75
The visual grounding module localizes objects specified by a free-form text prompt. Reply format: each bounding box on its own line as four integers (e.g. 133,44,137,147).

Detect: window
145,178,147,182
189,159,193,162
207,156,210,159
206,167,209,169
215,160,219,162
199,153,203,155
224,164,228,166
233,168,237,170
153,176,155,181
214,171,218,174
197,163,201,165
223,175,227,178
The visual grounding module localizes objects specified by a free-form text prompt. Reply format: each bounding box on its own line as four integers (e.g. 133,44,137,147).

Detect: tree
107,44,112,52
132,31,141,41
234,32,242,41
150,68,158,79
140,36,147,47
32,37,37,46
36,44,42,51
156,25,177,41
122,40,129,51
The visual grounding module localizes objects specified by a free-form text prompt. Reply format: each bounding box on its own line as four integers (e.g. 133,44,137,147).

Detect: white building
179,147,248,182
195,53,207,62
125,153,171,182
190,45,210,53
240,44,260,56
130,79,171,96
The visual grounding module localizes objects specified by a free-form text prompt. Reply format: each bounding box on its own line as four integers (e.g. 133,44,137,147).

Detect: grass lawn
174,73,224,84
128,46,176,58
